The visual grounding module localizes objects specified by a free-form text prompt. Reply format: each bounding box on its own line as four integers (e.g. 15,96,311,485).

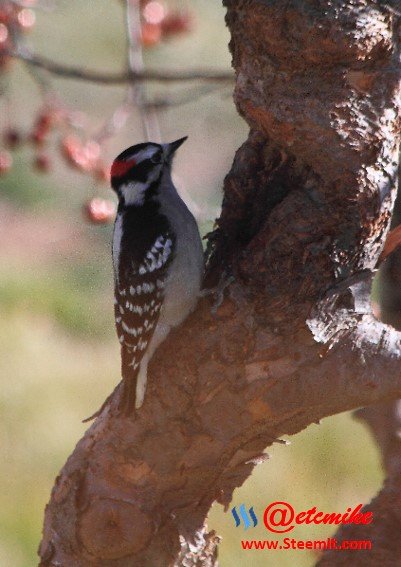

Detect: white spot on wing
138,339,148,351
154,236,165,249
138,235,173,275
122,321,139,336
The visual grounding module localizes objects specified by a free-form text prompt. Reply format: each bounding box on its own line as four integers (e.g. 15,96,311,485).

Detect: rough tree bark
39,1,401,566
318,140,401,566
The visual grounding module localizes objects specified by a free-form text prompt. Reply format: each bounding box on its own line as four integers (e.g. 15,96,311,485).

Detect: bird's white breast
157,175,204,329
112,213,123,284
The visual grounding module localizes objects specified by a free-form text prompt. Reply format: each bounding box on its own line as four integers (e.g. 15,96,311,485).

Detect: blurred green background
0,1,384,566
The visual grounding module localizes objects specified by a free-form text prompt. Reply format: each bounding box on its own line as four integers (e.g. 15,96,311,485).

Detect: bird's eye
150,153,162,164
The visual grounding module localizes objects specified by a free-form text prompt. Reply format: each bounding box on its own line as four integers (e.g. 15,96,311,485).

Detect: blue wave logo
231,504,258,529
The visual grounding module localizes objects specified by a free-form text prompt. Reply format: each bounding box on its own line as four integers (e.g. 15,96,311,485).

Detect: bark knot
79,498,153,559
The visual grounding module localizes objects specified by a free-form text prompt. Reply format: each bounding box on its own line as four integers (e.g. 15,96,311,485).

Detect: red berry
0,22,8,43
61,134,85,170
61,134,80,155
142,1,165,25
17,8,36,31
30,111,56,146
61,136,101,172
161,12,193,37
4,128,22,148
0,7,13,26
30,128,47,146
93,162,110,183
84,140,100,163
0,150,12,175
37,112,55,131
83,198,116,224
141,23,162,47
31,109,60,143
34,154,51,173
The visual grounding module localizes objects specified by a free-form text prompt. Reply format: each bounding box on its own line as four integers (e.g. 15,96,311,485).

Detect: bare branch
144,84,232,109
318,163,401,566
10,48,234,85
124,0,160,140
91,85,226,144
92,101,133,144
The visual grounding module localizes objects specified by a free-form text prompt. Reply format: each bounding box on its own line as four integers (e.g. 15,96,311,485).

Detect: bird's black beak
165,136,188,158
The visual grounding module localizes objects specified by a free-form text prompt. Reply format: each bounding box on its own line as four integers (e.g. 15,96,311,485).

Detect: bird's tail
119,377,137,414
134,356,149,409
120,346,139,414
120,346,148,413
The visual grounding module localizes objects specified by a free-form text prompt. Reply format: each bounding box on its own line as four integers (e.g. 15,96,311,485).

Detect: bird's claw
201,271,235,315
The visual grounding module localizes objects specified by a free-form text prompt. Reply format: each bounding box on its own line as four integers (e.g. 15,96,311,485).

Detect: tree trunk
318,114,401,567
39,1,401,565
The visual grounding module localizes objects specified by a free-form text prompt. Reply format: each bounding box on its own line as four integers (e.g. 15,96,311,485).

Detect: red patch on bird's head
110,158,136,179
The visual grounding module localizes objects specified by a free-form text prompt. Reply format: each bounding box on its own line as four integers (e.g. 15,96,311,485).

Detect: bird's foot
201,271,235,315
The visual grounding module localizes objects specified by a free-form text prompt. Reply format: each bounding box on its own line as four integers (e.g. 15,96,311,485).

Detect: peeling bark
318,134,401,567
39,2,401,566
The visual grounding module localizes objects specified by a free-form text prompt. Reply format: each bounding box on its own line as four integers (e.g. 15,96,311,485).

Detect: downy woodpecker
110,137,204,412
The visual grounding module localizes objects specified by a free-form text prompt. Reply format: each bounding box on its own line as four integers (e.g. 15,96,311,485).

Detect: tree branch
9,48,234,85
39,1,401,565
317,401,401,566
124,0,160,140
317,144,401,567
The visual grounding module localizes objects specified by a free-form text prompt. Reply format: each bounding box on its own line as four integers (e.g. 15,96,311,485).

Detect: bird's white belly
147,205,203,356
161,259,201,327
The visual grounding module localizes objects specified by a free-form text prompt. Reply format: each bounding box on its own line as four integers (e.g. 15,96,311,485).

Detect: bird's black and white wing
114,232,175,411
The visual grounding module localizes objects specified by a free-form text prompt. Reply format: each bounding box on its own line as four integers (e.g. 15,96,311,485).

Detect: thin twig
9,48,233,85
10,0,56,10
93,101,133,144
125,0,160,141
92,84,230,143
144,84,232,109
